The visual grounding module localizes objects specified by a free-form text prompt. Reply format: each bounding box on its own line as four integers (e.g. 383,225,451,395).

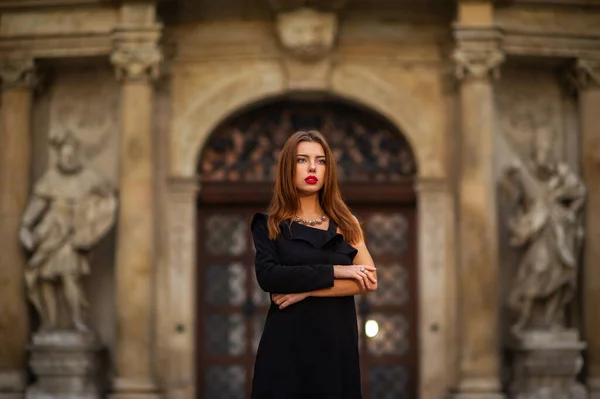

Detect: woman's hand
333,265,377,291
271,292,310,310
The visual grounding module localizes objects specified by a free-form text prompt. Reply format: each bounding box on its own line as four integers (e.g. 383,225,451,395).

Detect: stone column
109,24,162,399
416,178,453,399
0,58,37,399
575,58,600,399
452,27,505,398
165,178,198,399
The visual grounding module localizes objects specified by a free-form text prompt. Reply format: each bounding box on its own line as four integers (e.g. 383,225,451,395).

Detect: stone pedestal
26,332,102,399
509,330,587,399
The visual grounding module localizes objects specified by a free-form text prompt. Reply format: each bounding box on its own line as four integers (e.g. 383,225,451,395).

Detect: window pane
365,213,409,256
366,313,409,356
204,365,245,399
205,214,246,255
368,262,409,306
204,314,246,356
369,364,409,399
205,263,246,306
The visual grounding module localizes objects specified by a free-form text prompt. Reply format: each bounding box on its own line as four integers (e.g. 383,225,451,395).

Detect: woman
251,130,378,399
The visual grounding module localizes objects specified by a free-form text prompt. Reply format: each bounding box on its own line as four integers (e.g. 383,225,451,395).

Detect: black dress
250,213,362,399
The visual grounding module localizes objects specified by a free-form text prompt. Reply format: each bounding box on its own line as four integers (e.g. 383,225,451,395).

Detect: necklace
295,215,327,227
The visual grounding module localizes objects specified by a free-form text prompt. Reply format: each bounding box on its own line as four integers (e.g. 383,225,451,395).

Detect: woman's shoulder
250,212,269,232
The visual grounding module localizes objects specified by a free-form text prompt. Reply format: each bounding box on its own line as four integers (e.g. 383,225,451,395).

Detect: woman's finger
362,274,370,290
366,272,377,284
355,274,366,291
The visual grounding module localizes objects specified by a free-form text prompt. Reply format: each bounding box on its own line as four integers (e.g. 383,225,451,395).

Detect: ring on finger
359,267,365,272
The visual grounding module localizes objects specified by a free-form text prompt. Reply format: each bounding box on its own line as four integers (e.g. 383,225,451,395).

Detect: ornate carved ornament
0,57,38,89
268,0,347,12
453,48,505,81
275,7,338,62
572,58,600,89
110,25,163,82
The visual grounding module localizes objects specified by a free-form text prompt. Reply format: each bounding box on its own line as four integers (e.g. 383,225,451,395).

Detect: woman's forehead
296,141,325,155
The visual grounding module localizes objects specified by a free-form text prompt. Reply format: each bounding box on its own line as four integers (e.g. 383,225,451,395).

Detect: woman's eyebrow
296,154,326,158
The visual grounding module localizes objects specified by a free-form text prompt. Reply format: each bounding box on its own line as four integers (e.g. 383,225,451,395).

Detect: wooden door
196,196,418,399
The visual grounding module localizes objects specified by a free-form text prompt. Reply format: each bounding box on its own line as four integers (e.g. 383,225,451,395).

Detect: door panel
197,206,270,399
353,206,418,399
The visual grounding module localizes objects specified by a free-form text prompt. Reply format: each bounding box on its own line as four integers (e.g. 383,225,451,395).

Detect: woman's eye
297,158,306,163
317,160,326,165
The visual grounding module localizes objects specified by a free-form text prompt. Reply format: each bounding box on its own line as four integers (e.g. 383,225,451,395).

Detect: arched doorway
195,98,419,398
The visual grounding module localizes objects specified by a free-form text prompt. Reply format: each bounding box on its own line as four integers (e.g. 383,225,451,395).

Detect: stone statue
20,132,116,332
275,7,338,61
501,134,585,337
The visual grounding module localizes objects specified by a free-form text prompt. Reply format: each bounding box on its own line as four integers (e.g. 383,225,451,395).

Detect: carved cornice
0,0,103,9
573,58,600,89
0,57,38,89
268,0,347,12
453,26,505,81
110,25,162,82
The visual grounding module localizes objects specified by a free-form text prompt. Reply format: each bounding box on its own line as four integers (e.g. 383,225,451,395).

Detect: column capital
572,58,600,90
452,25,504,82
110,25,163,82
452,48,505,81
0,58,39,90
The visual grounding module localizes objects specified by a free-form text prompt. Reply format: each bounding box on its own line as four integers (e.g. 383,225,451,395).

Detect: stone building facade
0,1,599,398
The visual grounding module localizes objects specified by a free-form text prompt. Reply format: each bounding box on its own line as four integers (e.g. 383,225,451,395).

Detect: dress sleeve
251,213,335,294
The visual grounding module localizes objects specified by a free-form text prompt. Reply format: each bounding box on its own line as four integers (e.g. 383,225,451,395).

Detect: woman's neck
298,194,322,218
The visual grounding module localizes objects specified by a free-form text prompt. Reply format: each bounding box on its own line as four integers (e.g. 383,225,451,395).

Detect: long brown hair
266,130,362,244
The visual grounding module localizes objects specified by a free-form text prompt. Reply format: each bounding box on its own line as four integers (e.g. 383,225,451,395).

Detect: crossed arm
251,216,378,310
272,236,377,309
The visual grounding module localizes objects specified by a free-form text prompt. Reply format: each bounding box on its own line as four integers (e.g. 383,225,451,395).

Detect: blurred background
0,1,599,398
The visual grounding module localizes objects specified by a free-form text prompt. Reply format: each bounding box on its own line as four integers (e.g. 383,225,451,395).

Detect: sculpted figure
20,132,116,332
502,135,585,336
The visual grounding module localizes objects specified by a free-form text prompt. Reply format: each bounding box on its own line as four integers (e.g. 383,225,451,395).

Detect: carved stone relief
48,67,120,185
495,66,566,164
275,7,338,62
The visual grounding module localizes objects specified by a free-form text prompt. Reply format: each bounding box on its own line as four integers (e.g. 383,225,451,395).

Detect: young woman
251,130,378,399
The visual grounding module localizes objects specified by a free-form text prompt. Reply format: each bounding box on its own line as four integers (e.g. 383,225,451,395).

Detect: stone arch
170,64,444,180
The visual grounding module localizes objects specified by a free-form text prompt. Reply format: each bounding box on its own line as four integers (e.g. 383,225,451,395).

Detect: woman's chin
297,185,322,196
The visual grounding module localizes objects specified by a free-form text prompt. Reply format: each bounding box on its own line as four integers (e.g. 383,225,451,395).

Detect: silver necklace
294,215,327,226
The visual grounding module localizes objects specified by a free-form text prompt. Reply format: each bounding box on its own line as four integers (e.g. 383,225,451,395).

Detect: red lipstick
305,175,318,185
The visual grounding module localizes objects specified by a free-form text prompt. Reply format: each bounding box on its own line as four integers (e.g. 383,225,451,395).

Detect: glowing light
365,319,379,338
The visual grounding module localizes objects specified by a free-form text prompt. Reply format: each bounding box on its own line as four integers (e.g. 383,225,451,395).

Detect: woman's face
295,141,326,196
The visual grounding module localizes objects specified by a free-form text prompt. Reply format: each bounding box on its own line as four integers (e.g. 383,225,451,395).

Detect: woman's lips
305,176,318,184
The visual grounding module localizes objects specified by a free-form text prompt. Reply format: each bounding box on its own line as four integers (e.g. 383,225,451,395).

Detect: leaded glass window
198,100,417,183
